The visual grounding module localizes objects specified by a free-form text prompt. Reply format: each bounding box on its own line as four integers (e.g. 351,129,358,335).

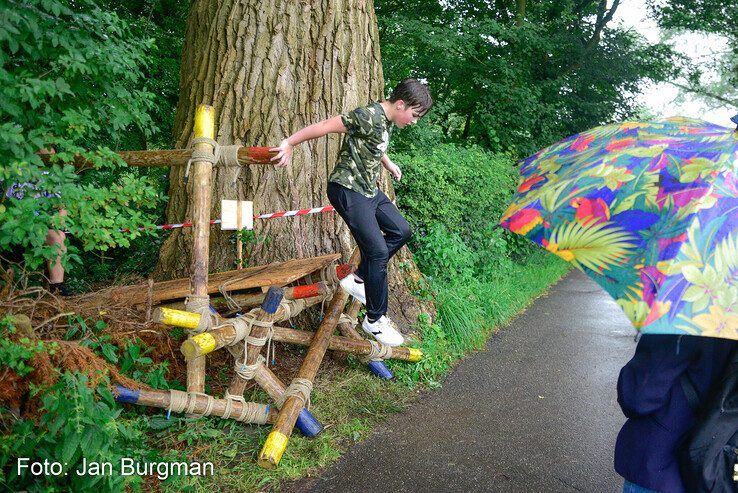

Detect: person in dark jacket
615,333,736,493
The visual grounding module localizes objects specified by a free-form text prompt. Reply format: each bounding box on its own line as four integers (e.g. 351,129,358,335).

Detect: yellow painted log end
194,105,215,140
408,348,424,362
257,431,289,469
181,332,217,360
157,307,201,329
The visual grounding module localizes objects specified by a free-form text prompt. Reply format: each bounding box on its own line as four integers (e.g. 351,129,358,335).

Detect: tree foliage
0,0,164,272
376,0,678,157
649,0,738,109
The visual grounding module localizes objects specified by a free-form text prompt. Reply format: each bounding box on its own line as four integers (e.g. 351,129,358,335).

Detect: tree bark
155,0,433,325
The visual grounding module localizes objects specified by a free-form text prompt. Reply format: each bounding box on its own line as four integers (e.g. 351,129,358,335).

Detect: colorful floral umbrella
500,117,738,340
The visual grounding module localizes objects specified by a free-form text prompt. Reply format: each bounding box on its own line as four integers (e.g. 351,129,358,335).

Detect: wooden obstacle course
82,104,423,465
258,251,359,468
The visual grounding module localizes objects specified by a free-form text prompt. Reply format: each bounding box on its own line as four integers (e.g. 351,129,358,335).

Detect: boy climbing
271,78,432,347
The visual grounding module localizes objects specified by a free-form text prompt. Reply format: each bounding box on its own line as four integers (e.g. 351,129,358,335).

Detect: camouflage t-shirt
328,102,393,198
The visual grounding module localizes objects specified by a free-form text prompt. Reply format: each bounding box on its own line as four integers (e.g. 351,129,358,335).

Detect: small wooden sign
221,200,253,230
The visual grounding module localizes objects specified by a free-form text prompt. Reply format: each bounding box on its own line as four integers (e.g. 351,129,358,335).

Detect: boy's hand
270,139,293,167
385,162,402,181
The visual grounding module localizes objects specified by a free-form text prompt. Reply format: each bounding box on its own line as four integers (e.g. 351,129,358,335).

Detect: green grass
152,368,414,492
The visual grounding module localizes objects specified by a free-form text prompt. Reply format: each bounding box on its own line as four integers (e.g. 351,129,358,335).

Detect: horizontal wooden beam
39,146,277,169
270,326,423,362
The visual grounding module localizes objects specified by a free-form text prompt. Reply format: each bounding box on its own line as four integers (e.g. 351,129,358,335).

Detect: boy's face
394,101,424,128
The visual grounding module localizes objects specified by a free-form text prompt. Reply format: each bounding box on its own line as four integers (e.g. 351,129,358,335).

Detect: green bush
1,372,148,492
395,143,536,282
411,223,477,283
0,0,163,274
394,143,520,253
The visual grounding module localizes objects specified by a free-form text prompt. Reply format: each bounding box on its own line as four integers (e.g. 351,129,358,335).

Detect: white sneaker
361,316,404,347
340,274,366,304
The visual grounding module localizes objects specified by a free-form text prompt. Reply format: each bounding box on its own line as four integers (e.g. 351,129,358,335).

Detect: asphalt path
284,270,638,493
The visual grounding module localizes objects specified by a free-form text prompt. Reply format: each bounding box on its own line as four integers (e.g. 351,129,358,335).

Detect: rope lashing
184,294,217,334
277,378,313,410
216,311,276,376
218,265,273,312
362,340,394,362
338,312,358,327
184,136,219,178
221,393,269,424
319,263,340,286
234,354,265,381
168,390,214,416
219,145,240,167
166,389,268,423
218,144,242,186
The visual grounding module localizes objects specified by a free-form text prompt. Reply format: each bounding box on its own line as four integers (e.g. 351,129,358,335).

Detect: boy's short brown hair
388,79,432,116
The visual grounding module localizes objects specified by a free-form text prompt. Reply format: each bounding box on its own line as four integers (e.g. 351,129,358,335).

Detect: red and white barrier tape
119,205,335,233
255,205,334,220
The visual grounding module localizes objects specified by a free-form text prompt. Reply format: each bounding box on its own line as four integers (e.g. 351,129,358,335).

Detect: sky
614,0,735,126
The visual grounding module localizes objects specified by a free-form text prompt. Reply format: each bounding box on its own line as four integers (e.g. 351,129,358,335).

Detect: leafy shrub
1,372,148,492
411,223,477,283
0,316,54,377
0,0,163,273
395,143,536,282
394,143,519,252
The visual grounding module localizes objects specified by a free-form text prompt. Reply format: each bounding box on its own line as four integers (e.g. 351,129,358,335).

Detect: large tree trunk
155,0,432,325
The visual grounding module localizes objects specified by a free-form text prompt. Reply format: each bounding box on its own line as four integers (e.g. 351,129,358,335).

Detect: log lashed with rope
185,105,216,393
107,254,340,306
258,250,360,469
114,386,278,424
271,325,422,362
159,281,328,318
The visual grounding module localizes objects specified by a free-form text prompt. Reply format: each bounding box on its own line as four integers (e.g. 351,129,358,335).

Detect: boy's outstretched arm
270,116,347,167
381,154,402,181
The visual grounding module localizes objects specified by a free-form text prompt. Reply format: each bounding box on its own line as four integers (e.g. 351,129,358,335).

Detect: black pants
327,182,412,320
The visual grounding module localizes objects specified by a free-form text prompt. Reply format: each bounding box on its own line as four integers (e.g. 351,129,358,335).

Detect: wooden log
258,250,360,469
113,386,278,424
39,147,277,169
108,254,340,306
271,326,422,362
162,282,328,313
223,349,323,437
187,104,215,394
222,288,324,438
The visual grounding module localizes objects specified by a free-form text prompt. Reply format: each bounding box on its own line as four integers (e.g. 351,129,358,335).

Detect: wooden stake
187,104,215,394
258,250,360,469
236,201,243,269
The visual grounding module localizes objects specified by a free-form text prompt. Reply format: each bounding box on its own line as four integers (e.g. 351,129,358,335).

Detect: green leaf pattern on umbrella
500,117,738,340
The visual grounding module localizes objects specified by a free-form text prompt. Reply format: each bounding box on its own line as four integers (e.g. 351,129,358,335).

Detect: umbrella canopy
500,117,738,340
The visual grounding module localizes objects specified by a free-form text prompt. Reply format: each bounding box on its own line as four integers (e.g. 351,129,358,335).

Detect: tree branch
559,0,621,77
668,81,738,108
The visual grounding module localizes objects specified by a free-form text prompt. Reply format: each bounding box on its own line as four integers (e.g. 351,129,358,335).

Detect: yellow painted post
188,104,216,393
